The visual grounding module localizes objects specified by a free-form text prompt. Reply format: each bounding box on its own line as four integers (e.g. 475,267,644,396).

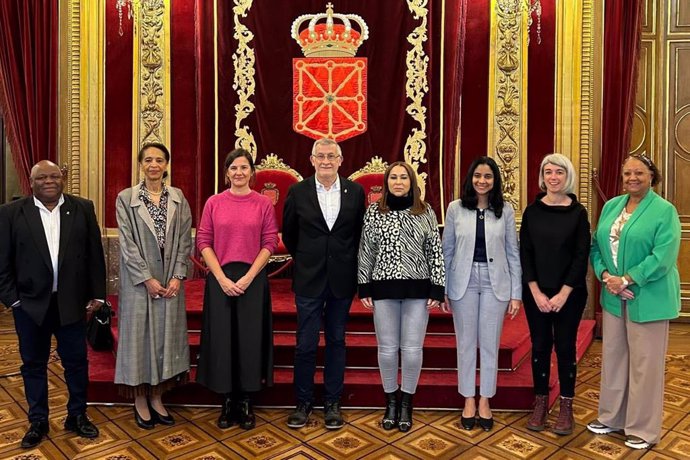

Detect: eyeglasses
312,153,341,162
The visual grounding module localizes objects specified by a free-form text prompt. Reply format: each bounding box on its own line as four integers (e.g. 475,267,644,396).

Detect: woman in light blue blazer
442,157,522,431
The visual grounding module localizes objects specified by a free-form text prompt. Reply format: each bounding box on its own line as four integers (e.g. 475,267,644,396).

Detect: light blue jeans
373,298,429,394
450,262,508,398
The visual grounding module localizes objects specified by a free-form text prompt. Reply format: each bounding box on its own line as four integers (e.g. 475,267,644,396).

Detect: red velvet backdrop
104,0,466,225
0,0,57,194
103,1,564,226
599,0,644,202
460,1,555,205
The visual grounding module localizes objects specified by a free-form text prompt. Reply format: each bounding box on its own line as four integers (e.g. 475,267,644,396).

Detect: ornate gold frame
488,0,529,217
348,156,389,181
131,0,172,185
555,0,602,221
256,153,303,180
58,0,105,224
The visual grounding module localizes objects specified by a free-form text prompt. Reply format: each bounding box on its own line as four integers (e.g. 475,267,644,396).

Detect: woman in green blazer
588,154,681,450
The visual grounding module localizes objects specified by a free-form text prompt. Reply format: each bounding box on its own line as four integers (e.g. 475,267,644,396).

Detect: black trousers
523,286,587,398
12,294,88,422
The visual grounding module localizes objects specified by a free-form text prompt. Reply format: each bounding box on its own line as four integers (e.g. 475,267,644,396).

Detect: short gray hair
311,138,342,157
538,153,576,194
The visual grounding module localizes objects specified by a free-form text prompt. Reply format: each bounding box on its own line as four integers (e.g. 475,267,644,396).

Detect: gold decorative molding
488,0,528,213
131,0,171,185
58,0,105,224
256,153,303,180
232,0,257,158
348,156,389,181
403,0,430,200
555,0,600,221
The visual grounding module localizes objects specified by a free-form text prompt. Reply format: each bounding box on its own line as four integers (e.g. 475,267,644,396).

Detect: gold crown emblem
291,3,369,58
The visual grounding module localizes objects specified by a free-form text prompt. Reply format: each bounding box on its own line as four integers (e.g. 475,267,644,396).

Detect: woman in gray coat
114,143,192,429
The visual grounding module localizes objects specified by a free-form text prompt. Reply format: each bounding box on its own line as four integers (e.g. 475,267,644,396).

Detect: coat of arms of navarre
291,3,368,141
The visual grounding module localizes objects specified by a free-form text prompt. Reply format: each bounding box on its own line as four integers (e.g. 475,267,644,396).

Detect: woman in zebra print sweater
357,161,445,433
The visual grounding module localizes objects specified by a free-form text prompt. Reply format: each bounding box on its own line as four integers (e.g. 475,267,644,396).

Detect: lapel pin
66,211,70,215
344,189,348,194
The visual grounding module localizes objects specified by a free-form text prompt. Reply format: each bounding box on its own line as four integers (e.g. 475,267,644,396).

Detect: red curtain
599,0,644,201
0,0,58,194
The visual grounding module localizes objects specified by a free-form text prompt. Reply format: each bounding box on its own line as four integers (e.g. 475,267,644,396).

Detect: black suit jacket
0,194,106,326
283,175,365,299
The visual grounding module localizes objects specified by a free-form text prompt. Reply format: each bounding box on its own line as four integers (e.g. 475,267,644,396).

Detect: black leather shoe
478,416,494,431
460,415,476,430
286,402,313,429
217,396,234,429
21,421,49,448
235,397,256,430
133,404,155,430
64,414,99,438
148,401,175,426
324,400,344,430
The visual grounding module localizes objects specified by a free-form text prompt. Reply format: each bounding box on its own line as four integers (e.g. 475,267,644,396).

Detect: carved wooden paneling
642,0,655,34
670,0,690,33
668,42,690,218
631,41,654,156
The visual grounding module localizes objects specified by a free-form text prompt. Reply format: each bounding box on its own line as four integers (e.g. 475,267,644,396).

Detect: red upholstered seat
348,156,388,206
252,154,303,276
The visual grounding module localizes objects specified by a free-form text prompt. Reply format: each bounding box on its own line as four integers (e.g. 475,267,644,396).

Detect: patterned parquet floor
0,308,689,459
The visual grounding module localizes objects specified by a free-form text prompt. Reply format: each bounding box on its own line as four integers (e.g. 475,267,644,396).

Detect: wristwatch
620,276,629,287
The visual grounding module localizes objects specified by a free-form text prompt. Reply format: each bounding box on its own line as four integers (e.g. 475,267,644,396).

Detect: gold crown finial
291,4,369,58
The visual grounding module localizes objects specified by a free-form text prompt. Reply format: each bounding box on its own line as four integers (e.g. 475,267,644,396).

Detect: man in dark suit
0,160,106,448
282,138,366,430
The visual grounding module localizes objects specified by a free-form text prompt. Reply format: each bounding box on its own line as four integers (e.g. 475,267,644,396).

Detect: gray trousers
451,262,508,398
373,298,429,394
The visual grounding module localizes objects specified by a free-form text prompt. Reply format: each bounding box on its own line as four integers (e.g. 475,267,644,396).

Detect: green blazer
591,190,681,322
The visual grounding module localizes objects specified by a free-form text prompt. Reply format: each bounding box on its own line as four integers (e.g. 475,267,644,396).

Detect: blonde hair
538,153,576,194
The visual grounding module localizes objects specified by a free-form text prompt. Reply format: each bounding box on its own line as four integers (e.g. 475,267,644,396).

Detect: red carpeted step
113,324,528,371
88,319,595,410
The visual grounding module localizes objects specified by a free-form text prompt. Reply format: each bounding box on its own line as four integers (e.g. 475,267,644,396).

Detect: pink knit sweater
197,190,278,266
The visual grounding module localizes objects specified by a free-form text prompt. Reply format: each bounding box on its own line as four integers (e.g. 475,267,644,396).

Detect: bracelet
620,276,629,287
172,275,186,280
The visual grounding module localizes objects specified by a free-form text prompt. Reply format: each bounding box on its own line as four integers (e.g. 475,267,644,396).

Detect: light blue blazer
442,200,522,302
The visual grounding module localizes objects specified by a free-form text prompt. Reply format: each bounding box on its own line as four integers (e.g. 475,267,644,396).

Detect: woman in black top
520,153,590,436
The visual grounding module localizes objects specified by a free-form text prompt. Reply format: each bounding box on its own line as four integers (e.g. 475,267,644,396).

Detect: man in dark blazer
0,160,106,448
283,138,365,430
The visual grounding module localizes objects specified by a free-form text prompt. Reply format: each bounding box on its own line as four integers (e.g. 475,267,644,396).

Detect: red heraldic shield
293,58,367,142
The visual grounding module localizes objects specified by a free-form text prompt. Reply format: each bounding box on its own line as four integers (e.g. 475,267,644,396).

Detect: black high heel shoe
149,401,175,426
478,416,494,431
134,405,155,430
460,414,476,430
217,395,234,429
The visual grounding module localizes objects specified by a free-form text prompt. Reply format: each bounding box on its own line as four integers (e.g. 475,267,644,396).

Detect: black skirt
196,262,273,393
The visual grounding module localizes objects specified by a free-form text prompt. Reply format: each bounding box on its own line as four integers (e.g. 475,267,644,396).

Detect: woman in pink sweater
196,149,278,430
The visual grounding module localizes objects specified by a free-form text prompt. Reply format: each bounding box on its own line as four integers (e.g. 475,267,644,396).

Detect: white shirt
315,176,341,230
34,194,64,292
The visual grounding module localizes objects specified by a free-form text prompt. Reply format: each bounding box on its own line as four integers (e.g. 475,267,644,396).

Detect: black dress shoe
286,402,313,429
133,405,155,430
324,401,344,430
149,402,175,426
460,415,476,430
21,421,49,449
478,416,494,431
64,414,99,438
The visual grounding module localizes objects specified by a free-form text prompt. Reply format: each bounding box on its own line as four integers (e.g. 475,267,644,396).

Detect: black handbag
86,301,114,351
